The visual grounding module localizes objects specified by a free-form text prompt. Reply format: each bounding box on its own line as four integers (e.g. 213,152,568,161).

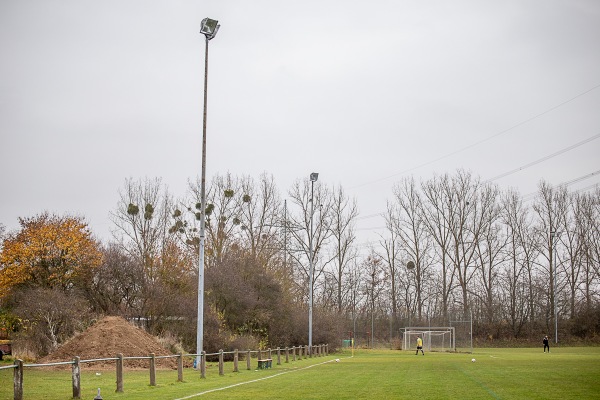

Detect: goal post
402,327,455,352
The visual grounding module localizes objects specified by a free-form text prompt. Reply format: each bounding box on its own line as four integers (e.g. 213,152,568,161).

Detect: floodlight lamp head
310,172,319,182
200,18,220,40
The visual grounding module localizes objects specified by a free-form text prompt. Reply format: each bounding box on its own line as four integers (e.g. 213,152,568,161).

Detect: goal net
402,327,455,352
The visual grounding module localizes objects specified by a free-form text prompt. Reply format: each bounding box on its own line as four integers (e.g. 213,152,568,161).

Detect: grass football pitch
2,347,599,399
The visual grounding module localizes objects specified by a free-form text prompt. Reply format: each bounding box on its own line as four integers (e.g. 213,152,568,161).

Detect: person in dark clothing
543,335,550,353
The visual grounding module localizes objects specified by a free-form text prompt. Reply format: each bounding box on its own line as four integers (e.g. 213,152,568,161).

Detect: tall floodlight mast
197,17,220,369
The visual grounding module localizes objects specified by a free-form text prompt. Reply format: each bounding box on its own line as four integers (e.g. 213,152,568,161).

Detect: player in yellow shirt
416,336,424,355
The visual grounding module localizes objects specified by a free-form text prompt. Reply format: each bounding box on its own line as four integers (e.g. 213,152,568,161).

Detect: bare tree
110,177,173,282
444,171,498,315
361,252,387,346
577,189,600,315
346,259,365,338
286,179,334,303
237,173,284,268
85,242,145,315
421,174,456,319
327,185,358,313
379,212,402,325
533,181,568,333
500,189,536,337
204,173,243,267
388,176,433,321
560,190,598,320
464,181,505,329
473,221,507,328
110,177,175,324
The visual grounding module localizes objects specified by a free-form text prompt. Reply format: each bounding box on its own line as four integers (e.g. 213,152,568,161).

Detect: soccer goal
402,327,455,352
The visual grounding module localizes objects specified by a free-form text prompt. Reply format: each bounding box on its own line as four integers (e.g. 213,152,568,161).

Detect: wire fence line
3,344,329,400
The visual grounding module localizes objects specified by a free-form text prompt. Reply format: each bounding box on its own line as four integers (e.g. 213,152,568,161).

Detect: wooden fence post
177,353,184,382
200,351,206,378
233,349,239,372
116,353,124,393
14,359,23,400
246,350,251,370
292,346,296,361
277,347,281,365
149,353,156,386
72,356,81,399
285,347,289,363
268,348,272,360
218,350,224,376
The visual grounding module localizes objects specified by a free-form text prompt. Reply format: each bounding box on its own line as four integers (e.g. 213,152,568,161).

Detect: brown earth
39,316,180,369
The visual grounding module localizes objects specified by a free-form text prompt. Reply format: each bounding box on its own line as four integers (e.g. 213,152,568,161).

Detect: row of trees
381,172,599,342
1,170,599,358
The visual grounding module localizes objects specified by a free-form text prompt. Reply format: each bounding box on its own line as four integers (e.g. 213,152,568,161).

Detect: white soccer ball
335,359,340,363
471,358,476,362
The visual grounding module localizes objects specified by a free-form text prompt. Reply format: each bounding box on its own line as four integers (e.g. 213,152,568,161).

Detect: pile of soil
39,316,178,369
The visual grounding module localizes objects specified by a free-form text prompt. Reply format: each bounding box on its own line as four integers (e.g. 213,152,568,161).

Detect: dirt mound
40,316,178,369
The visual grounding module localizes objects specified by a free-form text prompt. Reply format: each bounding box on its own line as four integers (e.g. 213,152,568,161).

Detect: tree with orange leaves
0,213,103,295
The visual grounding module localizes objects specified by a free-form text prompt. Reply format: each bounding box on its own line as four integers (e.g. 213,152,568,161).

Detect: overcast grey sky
1,0,599,248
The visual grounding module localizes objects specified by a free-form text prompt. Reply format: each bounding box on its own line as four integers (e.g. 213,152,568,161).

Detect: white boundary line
174,357,351,399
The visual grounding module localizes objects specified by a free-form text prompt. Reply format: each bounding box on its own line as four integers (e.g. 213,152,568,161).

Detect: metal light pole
470,308,473,354
550,230,560,344
308,172,318,355
197,17,220,367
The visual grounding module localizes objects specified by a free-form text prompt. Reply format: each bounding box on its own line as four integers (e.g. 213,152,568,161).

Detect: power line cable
521,170,600,202
573,183,599,195
350,83,600,189
355,213,382,220
560,170,600,188
484,133,600,183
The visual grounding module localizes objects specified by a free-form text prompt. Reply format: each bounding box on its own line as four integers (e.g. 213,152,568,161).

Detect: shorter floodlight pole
554,232,557,344
308,172,318,355
551,230,560,344
470,308,473,354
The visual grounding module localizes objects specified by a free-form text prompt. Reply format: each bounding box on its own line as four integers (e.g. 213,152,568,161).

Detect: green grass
2,348,600,399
